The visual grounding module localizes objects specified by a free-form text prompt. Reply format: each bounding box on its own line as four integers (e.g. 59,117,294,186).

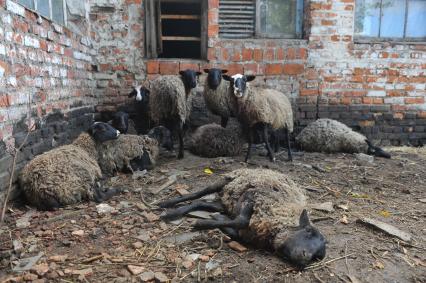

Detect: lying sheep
159,168,326,267
296,119,391,158
97,126,172,175
20,122,121,210
188,123,244,157
203,68,236,128
148,69,201,159
223,74,294,162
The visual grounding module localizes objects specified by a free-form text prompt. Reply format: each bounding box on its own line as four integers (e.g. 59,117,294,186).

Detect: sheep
188,123,244,157
223,74,294,162
203,68,236,128
295,118,391,158
110,111,138,135
19,122,121,210
148,69,201,159
159,168,327,267
127,84,152,134
97,126,172,175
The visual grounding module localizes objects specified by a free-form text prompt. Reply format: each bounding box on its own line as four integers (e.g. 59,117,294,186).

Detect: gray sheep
188,123,244,157
296,119,391,158
223,74,294,162
159,168,326,267
203,68,236,128
148,69,201,159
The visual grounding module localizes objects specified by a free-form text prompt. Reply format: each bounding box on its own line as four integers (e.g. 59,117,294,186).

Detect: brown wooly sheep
148,70,201,159
203,68,236,128
97,134,160,175
159,168,326,267
188,123,244,158
19,132,118,210
223,74,294,162
296,119,391,158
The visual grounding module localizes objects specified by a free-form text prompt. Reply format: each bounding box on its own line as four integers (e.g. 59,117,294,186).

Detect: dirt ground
1,146,425,283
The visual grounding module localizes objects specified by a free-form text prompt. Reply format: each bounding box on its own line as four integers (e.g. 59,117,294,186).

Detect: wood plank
162,36,201,41
161,14,201,20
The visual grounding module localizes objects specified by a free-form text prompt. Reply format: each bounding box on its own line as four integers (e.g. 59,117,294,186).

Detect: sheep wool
296,118,368,153
97,134,159,175
203,79,236,119
234,87,294,132
189,123,244,157
220,168,306,246
149,75,193,126
19,133,102,209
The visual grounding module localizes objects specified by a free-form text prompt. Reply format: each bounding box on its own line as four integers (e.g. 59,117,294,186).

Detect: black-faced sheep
223,74,294,162
148,69,201,159
203,68,236,128
89,121,120,143
295,119,391,158
159,168,326,267
19,123,120,210
127,85,151,134
188,123,244,157
97,126,172,175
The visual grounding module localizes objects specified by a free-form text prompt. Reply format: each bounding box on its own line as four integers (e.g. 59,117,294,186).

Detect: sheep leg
160,200,224,221
273,131,280,153
245,127,254,163
263,125,275,162
93,186,122,203
220,116,229,128
177,125,184,159
157,179,229,208
193,199,253,230
211,214,240,239
285,128,293,162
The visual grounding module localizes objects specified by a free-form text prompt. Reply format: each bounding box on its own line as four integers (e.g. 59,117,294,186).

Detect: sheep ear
128,89,136,98
141,86,150,94
246,75,256,82
222,69,228,74
196,71,202,76
204,69,210,73
222,75,232,81
299,209,311,228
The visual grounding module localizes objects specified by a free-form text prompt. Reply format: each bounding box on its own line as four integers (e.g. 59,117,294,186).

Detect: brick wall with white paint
0,0,96,197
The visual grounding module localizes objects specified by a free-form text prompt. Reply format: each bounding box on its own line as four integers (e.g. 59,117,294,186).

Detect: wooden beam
162,36,201,41
161,14,200,20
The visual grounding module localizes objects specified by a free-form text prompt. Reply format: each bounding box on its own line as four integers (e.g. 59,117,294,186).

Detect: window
355,0,426,41
219,0,304,39
145,0,208,59
16,0,67,26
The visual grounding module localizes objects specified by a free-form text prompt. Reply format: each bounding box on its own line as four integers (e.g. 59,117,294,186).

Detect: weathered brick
283,64,304,75
146,60,159,74
159,61,179,75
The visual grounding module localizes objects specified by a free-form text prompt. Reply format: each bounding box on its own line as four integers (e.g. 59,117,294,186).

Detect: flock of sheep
18,68,392,267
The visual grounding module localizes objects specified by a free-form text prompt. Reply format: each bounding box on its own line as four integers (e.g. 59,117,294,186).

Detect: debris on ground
357,217,412,242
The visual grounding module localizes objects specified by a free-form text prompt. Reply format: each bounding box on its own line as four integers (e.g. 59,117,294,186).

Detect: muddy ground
1,146,425,283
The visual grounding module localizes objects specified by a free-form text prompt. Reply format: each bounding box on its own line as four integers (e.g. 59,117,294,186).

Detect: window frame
354,0,426,42
15,0,68,27
254,0,304,39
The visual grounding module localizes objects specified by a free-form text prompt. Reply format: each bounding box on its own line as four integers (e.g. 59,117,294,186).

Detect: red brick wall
0,1,95,195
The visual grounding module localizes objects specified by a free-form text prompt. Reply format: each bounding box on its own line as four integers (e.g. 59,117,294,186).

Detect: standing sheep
20,122,121,210
296,119,391,158
148,69,201,159
159,168,326,267
188,123,244,157
203,68,236,128
223,74,294,162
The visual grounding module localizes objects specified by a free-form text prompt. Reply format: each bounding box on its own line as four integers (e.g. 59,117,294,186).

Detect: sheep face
223,74,255,98
129,85,150,102
277,210,326,267
179,69,202,90
148,126,173,150
112,111,129,134
89,122,120,143
204,68,228,90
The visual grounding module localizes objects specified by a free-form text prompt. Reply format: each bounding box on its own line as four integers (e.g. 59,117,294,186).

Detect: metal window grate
219,0,255,39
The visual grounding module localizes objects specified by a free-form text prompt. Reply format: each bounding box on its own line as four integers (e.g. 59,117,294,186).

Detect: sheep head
179,69,202,90
223,74,255,98
129,84,150,102
204,68,228,90
89,122,120,143
276,209,326,268
111,111,129,134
